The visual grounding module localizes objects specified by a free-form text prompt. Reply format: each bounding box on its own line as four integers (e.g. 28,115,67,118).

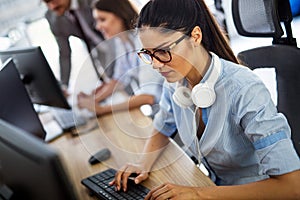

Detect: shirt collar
69,0,79,10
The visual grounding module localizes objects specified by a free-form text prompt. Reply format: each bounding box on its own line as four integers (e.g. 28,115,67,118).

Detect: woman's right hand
109,163,150,192
77,92,94,111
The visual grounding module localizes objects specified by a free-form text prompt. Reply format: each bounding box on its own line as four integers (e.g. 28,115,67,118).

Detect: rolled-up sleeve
234,82,300,176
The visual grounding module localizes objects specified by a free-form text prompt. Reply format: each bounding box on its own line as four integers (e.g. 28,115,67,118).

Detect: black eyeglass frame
137,34,187,64
43,0,53,3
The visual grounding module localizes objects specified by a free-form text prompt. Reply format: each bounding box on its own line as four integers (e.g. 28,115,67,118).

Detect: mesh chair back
233,0,300,156
232,0,283,38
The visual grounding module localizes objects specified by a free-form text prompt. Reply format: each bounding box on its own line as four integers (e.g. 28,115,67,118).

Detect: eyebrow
152,34,186,51
142,42,171,52
153,41,171,50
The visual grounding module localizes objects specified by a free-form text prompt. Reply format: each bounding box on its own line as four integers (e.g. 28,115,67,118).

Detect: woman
78,0,163,116
110,0,300,199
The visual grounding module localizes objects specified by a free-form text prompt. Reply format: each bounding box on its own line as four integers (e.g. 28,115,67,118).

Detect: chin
54,8,66,16
165,77,178,83
103,33,113,39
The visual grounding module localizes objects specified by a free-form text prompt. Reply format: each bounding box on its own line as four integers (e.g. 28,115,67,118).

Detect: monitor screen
0,119,78,200
0,46,70,109
0,59,46,140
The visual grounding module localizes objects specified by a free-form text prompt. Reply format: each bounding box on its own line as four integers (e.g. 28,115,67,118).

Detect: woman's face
93,9,125,39
138,28,194,83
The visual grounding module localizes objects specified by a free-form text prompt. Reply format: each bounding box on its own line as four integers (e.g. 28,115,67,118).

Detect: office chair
232,0,300,156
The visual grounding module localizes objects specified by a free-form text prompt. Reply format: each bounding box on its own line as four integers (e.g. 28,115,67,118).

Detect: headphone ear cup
191,83,216,108
172,86,193,108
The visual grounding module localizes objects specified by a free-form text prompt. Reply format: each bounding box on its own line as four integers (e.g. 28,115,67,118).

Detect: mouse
88,148,111,165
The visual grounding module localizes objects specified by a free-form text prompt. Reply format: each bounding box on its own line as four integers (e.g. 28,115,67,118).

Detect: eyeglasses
137,34,186,65
43,0,53,3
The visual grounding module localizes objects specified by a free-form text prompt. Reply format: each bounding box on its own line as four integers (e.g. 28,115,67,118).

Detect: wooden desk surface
50,109,214,199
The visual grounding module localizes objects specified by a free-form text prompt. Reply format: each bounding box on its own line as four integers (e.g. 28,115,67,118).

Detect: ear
190,26,202,46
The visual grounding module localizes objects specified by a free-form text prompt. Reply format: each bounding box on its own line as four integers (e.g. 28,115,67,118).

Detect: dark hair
137,0,238,64
92,0,138,30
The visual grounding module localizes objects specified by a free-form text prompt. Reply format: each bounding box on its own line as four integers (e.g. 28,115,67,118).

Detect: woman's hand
145,183,203,200
109,163,150,192
77,92,95,111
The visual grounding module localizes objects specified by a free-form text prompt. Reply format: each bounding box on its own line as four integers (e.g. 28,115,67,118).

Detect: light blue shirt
153,55,300,185
112,32,140,86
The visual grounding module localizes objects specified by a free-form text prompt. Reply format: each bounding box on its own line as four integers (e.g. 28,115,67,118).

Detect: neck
186,49,211,88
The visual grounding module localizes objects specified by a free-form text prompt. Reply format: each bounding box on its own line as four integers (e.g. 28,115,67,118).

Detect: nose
95,22,102,32
152,57,164,70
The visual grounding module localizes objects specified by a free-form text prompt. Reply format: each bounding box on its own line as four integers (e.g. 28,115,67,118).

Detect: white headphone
172,52,221,108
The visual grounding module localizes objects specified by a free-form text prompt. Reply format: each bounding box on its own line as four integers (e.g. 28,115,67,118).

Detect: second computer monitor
0,46,70,109
0,59,46,140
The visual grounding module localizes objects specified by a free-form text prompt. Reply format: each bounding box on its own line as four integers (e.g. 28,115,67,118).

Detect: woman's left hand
145,183,203,200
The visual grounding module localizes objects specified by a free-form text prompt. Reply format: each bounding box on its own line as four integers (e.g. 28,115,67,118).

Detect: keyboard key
51,107,87,131
81,168,150,200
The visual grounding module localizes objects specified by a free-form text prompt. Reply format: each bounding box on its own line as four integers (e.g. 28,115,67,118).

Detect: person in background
110,0,300,199
44,0,112,90
77,0,164,116
205,0,228,39
213,0,228,38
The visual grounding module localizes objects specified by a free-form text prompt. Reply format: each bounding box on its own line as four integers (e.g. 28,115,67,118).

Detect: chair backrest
232,0,300,156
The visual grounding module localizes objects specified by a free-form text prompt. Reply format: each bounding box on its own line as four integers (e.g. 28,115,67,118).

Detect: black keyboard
81,168,150,200
51,107,87,131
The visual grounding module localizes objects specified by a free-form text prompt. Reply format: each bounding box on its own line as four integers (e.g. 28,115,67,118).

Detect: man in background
214,0,228,36
43,0,113,90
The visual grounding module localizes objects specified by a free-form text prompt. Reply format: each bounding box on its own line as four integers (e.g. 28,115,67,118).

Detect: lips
160,71,172,77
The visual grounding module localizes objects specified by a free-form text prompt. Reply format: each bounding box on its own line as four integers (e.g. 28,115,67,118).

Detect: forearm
138,130,170,172
107,95,154,113
94,80,118,102
127,94,155,108
197,170,300,200
95,95,155,115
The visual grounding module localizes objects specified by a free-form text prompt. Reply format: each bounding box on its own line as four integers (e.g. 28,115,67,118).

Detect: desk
50,108,214,199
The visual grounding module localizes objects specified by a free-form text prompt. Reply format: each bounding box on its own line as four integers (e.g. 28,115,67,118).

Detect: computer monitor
0,46,70,109
0,59,46,140
0,119,78,200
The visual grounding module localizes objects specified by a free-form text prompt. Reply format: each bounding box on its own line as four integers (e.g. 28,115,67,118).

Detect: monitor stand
38,112,63,142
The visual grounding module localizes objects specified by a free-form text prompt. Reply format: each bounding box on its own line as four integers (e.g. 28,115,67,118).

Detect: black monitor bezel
0,58,46,140
0,46,70,109
0,119,78,200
